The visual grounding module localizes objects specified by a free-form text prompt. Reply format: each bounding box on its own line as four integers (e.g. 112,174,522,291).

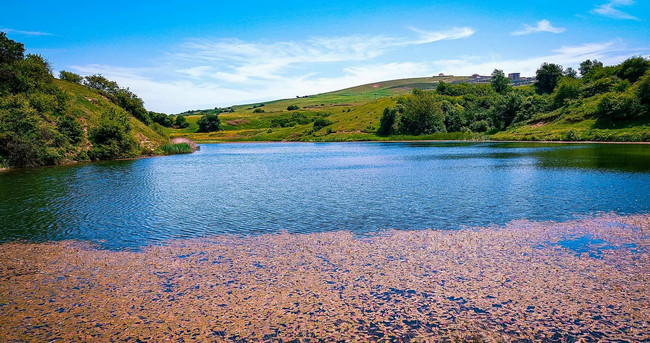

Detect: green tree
287,105,299,111
197,113,220,132
490,69,509,94
579,59,603,76
616,56,650,83
0,32,24,64
637,71,650,106
59,70,83,83
563,67,578,78
535,63,564,94
377,107,396,136
312,117,333,131
553,77,581,108
83,74,119,94
399,89,445,135
174,114,189,128
89,109,138,160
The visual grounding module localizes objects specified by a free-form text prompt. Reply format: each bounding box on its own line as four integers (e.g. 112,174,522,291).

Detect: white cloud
0,28,54,36
407,27,475,44
591,0,639,20
511,20,566,36
429,40,636,76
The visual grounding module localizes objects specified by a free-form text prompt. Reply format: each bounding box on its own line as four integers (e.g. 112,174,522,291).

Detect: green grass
160,143,194,154
56,79,168,153
166,75,649,143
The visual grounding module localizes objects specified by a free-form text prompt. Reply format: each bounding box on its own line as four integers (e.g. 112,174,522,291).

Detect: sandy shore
1,214,648,342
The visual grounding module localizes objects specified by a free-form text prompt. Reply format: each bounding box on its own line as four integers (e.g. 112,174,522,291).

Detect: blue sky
2,0,649,113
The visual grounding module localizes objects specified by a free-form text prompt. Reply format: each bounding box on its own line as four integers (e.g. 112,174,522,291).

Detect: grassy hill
168,60,650,143
168,76,475,142
55,79,167,152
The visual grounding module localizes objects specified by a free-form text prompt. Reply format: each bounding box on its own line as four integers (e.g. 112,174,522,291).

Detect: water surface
1,142,648,249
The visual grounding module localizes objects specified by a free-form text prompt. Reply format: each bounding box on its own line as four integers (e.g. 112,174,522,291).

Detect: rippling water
1,142,649,249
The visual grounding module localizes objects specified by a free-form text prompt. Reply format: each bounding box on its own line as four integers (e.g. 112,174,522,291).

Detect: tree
0,32,24,64
83,74,119,94
616,56,650,83
535,63,564,94
490,69,509,94
174,114,189,128
287,105,299,111
312,117,333,131
59,70,83,84
197,114,220,132
553,77,581,108
579,59,603,76
563,67,578,78
377,107,396,136
399,89,445,135
636,71,650,107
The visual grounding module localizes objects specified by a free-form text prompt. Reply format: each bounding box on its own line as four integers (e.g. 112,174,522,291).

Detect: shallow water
1,142,649,250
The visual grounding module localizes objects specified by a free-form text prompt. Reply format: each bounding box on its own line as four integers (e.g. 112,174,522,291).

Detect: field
166,76,475,142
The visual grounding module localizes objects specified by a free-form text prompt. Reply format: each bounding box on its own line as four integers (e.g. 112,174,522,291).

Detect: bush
58,115,84,144
287,105,299,111
253,108,265,113
469,120,489,133
377,107,396,136
89,109,138,160
553,77,581,108
197,113,220,132
312,117,333,131
150,111,173,127
595,92,641,119
59,70,83,84
399,90,445,135
174,114,189,128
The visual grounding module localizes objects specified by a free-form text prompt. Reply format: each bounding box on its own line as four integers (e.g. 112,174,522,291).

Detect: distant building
508,73,521,80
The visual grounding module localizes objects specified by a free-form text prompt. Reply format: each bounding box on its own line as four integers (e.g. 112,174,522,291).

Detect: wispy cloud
0,28,54,36
511,20,566,36
407,27,475,44
591,0,639,20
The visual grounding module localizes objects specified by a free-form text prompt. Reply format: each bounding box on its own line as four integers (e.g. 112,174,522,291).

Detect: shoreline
2,213,648,341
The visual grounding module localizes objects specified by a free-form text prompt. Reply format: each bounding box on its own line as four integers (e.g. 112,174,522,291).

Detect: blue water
1,142,649,250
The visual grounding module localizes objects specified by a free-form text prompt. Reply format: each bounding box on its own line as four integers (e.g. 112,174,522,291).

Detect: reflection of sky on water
0,142,648,249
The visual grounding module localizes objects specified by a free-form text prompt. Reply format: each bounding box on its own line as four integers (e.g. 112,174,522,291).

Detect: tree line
378,57,650,137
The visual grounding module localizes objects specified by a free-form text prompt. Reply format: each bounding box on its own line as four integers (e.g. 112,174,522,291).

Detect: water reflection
0,142,648,249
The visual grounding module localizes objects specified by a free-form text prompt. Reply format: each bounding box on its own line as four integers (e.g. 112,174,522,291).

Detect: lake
1,142,649,250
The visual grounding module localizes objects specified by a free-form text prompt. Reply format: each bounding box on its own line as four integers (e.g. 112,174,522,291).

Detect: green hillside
0,33,178,169
169,59,650,143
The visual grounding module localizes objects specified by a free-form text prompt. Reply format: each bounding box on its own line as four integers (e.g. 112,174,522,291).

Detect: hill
0,33,181,169
168,60,650,143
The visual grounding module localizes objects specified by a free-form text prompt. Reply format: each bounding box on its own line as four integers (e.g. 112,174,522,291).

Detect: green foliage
579,59,603,76
313,117,333,131
490,69,509,94
287,105,299,110
436,81,494,96
83,74,119,94
197,113,221,132
148,111,172,127
563,67,578,78
616,56,650,83
399,90,445,135
174,114,189,128
160,142,193,154
490,92,524,130
253,108,265,113
377,107,396,136
595,92,641,120
57,115,83,144
0,32,25,64
553,77,581,108
469,120,489,133
89,109,138,160
535,63,563,94
59,70,83,84
114,88,150,124
636,71,650,107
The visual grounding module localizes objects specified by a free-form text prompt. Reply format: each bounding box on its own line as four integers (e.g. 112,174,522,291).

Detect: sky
2,0,649,113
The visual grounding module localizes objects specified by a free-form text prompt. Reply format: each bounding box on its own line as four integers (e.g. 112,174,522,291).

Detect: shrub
553,77,581,108
253,108,265,113
89,109,138,160
595,92,640,119
469,120,489,133
312,117,333,131
377,107,396,136
287,105,299,111
174,114,189,128
59,70,83,84
197,113,221,132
